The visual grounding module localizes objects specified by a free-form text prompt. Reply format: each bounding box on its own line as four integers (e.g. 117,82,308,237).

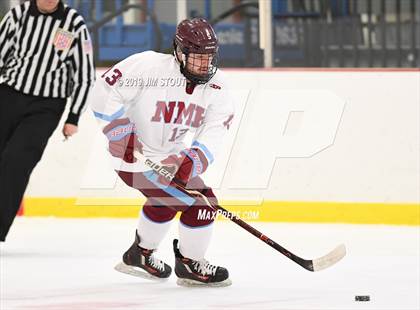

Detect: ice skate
114,231,172,281
173,239,232,287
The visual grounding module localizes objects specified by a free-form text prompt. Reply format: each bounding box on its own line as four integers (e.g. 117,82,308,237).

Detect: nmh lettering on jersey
151,101,205,128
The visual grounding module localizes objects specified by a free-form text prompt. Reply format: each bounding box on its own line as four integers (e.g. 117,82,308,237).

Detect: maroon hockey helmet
173,18,219,84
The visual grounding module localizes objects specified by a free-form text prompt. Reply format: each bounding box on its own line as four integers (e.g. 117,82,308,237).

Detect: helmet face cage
175,44,218,85
173,18,219,85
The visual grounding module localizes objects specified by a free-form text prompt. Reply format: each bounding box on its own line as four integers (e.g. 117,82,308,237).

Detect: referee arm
64,22,95,138
0,10,15,74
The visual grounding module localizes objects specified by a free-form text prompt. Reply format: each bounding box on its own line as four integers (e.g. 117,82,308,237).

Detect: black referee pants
0,84,65,241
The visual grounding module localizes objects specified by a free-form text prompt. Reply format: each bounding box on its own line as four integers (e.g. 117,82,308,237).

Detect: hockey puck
355,295,370,301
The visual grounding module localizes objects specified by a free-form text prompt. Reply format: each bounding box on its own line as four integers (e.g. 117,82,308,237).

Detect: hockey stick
134,151,346,272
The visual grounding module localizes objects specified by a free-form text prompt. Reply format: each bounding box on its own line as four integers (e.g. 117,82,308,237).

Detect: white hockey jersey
90,51,235,173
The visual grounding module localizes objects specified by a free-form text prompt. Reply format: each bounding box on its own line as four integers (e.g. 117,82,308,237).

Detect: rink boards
21,69,420,226
19,198,419,225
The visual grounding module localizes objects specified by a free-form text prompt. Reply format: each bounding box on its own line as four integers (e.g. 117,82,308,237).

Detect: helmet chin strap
181,55,193,84
174,46,188,75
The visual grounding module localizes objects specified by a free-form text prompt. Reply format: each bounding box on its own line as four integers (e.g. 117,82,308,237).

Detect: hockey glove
103,118,142,163
159,148,208,186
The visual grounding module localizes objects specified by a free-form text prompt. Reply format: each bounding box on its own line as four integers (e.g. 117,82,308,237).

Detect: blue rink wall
20,69,420,226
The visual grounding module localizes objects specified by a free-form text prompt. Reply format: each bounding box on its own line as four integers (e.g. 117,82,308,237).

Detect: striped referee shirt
0,0,95,125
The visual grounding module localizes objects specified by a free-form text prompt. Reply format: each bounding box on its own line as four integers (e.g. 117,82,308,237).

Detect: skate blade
176,277,232,288
114,262,169,282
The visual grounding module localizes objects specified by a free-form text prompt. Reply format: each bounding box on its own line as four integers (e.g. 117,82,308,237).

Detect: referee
0,0,95,241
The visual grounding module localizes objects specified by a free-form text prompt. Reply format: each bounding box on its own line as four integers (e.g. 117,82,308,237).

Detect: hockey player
90,18,234,287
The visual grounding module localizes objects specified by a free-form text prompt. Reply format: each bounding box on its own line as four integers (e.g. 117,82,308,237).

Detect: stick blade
312,244,346,272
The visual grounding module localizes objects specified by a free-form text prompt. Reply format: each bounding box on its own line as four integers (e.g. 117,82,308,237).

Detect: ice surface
1,218,419,310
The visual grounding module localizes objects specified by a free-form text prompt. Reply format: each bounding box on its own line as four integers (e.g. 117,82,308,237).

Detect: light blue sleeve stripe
143,171,195,207
192,140,214,163
93,107,125,122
